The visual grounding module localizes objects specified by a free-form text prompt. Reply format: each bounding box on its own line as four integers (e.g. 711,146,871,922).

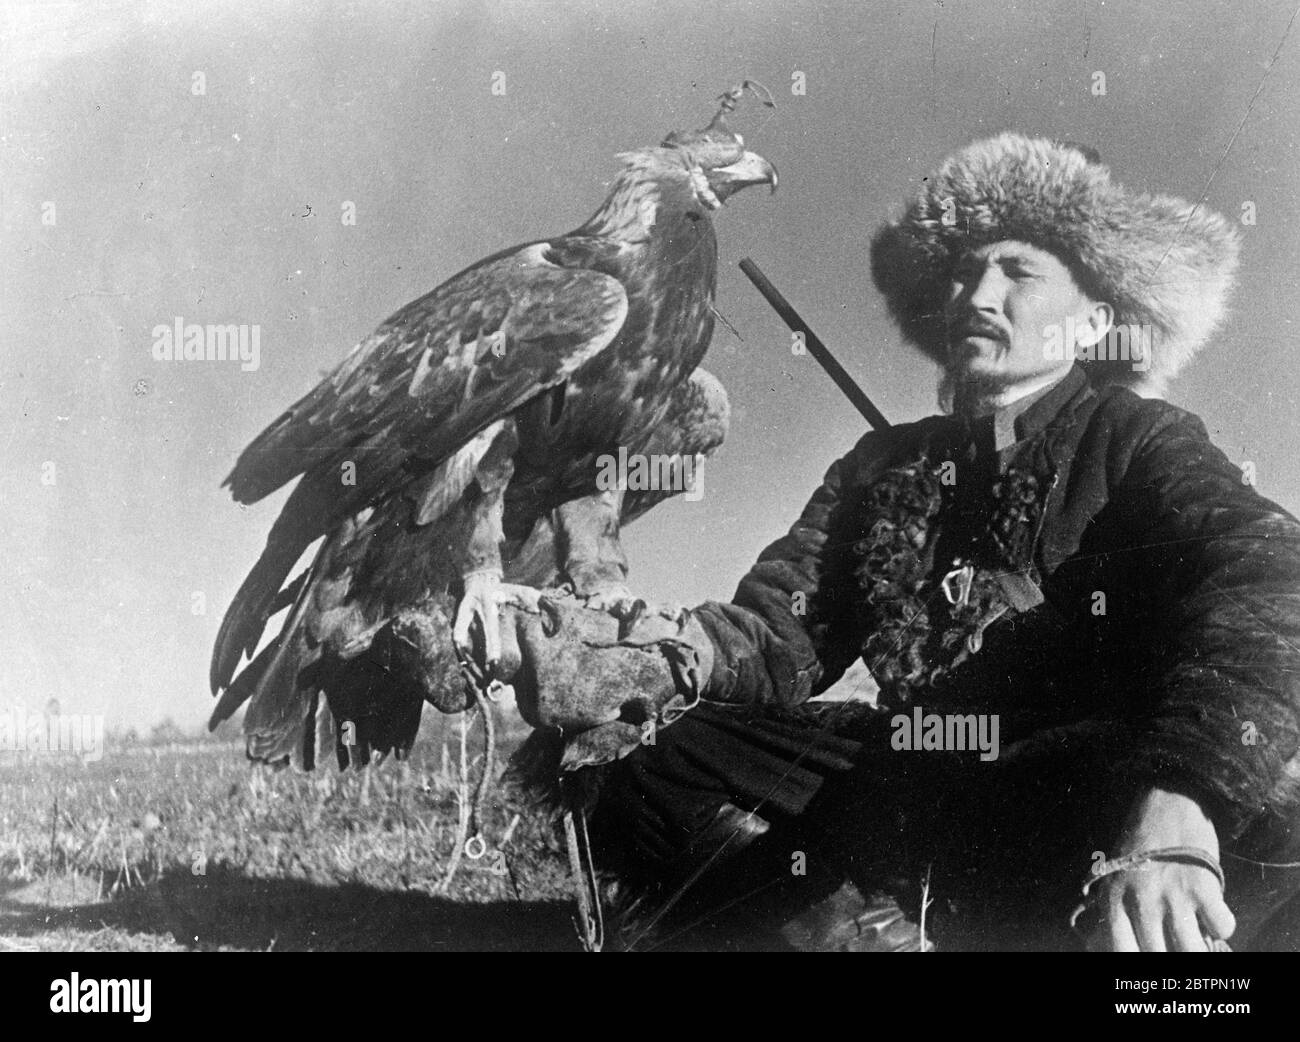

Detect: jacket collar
1011,363,1093,442
944,364,1092,458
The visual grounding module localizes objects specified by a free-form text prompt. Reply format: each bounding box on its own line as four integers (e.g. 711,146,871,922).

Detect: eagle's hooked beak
707,150,779,203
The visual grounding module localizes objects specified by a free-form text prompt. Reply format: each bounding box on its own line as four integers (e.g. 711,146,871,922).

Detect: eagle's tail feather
241,617,322,766
219,522,433,769
235,531,338,765
208,636,280,729
210,532,310,694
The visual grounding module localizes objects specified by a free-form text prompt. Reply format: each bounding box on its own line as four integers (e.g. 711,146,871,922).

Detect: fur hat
870,132,1242,396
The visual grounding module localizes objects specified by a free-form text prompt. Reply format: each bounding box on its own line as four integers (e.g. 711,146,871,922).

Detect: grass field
0,711,581,952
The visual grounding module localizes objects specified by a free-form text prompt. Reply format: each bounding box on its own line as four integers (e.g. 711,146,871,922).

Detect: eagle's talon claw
579,583,641,620
617,599,651,639
454,571,541,684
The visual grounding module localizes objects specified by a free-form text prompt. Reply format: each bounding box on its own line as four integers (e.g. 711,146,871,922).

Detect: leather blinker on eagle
208,84,777,768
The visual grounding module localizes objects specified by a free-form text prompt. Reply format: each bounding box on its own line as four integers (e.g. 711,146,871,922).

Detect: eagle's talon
617,599,650,640
454,571,541,683
579,583,641,620
664,604,690,627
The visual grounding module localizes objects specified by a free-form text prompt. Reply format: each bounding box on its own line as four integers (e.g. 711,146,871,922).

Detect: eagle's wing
621,367,730,524
498,367,730,603
226,242,626,503
211,242,628,694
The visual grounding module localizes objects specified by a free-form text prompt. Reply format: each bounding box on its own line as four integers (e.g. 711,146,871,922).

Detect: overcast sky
3,0,1298,729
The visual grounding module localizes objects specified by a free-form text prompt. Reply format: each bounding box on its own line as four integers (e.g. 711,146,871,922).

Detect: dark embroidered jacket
693,365,1300,840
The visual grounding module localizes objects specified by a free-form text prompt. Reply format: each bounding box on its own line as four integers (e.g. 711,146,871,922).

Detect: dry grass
0,713,578,951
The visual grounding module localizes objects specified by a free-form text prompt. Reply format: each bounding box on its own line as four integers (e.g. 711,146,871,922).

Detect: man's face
942,240,1106,396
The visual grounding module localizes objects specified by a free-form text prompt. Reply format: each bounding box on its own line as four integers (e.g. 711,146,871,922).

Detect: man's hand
1084,787,1236,952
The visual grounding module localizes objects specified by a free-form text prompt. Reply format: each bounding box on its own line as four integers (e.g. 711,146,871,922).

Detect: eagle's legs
451,424,540,681
453,571,540,683
555,488,639,618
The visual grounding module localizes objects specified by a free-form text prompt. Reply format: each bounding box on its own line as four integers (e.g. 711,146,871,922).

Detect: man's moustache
948,320,1008,345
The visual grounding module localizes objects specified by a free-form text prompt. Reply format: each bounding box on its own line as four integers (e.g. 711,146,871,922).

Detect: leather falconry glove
498,590,714,772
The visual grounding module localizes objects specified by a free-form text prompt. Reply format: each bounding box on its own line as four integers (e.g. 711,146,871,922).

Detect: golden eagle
209,86,777,767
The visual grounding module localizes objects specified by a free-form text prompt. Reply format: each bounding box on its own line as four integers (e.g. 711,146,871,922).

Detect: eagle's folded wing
210,243,628,695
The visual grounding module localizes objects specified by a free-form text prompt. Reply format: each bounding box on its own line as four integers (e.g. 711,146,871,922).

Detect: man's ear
1073,300,1115,348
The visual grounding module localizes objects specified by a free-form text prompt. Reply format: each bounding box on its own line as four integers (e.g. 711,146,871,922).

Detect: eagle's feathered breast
507,176,718,515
